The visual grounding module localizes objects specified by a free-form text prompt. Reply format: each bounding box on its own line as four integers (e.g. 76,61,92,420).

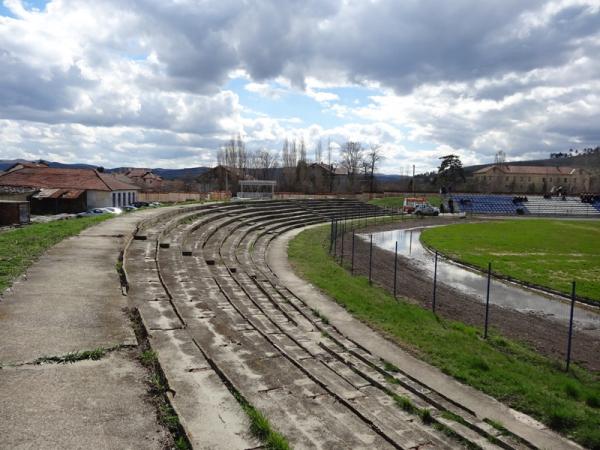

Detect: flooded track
361,227,600,334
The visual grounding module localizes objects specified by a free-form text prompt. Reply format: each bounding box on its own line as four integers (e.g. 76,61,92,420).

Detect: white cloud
0,0,599,172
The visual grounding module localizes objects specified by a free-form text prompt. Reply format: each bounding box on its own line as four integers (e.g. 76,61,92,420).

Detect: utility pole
412,165,415,196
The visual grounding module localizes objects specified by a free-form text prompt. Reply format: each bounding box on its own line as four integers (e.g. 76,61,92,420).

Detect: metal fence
328,216,591,372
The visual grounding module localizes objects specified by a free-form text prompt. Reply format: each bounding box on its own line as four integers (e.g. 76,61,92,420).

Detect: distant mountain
0,159,210,180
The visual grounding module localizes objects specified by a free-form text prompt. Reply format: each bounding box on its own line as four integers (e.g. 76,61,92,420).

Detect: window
564,178,567,182
506,176,509,181
118,192,122,206
112,192,116,207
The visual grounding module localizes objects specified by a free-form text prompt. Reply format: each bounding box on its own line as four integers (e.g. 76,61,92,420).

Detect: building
471,165,591,194
0,166,140,213
122,168,163,191
0,200,30,226
197,165,253,194
307,163,349,193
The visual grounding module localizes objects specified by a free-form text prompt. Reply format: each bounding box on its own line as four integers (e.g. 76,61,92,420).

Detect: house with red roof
122,168,163,191
0,166,140,213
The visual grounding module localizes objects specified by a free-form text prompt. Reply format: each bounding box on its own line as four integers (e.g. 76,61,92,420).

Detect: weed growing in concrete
383,360,400,373
159,403,181,431
36,348,107,364
236,394,290,450
127,308,191,450
392,394,416,414
419,408,433,425
312,308,330,325
139,350,158,366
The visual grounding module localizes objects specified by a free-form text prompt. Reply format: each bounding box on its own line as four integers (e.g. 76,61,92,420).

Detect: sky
1,0,599,173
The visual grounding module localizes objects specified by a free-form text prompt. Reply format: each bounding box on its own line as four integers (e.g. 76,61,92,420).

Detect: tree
340,141,363,190
366,144,383,193
257,148,279,179
299,137,307,163
436,154,465,190
314,139,322,163
282,138,290,167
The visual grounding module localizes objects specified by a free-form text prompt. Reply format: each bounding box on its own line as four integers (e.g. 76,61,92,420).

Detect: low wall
138,191,231,202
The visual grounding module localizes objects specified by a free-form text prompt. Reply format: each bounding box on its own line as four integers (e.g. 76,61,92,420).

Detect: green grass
0,215,111,293
369,194,442,209
288,225,600,448
420,219,600,302
233,391,290,450
35,347,108,364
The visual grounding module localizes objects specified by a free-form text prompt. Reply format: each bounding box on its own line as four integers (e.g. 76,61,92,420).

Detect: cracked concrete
0,208,185,449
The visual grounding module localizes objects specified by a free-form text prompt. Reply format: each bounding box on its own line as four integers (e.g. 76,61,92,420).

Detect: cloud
1,0,599,170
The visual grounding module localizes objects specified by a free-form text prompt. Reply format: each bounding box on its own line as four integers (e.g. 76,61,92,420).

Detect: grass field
369,194,442,209
289,225,600,448
420,219,600,302
0,215,111,293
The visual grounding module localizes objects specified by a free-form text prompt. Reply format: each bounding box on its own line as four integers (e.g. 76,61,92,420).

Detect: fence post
432,251,438,313
566,281,576,371
333,219,338,257
369,234,373,285
484,262,491,339
351,231,355,275
340,226,345,265
329,218,334,253
393,241,398,299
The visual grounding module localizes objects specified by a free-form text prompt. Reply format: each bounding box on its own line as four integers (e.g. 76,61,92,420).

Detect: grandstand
451,194,523,215
450,194,600,217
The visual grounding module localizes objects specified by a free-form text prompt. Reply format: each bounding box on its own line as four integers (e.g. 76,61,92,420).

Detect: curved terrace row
124,199,568,449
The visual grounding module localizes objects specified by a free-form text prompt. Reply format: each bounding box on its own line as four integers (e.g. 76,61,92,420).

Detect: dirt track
336,217,600,372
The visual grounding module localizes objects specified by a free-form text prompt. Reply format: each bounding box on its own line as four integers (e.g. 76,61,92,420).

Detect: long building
0,164,140,213
471,164,592,194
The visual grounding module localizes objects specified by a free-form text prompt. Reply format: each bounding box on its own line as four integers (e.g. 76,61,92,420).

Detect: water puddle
359,227,600,333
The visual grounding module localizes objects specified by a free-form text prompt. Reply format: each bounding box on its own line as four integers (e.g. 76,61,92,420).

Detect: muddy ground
334,217,600,372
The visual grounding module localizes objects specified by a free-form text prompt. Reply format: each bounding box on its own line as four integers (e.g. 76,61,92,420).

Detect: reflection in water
358,227,600,333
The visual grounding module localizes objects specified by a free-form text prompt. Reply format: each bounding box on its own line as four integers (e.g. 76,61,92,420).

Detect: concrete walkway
0,210,174,449
268,226,581,450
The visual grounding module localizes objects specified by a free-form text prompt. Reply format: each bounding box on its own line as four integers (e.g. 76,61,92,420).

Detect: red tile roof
473,165,583,175
0,167,140,191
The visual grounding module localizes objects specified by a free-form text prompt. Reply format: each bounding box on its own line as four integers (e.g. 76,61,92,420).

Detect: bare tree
299,137,307,163
314,138,322,163
366,144,383,193
290,140,297,167
257,148,279,179
340,141,363,190
282,138,290,167
327,138,332,167
235,134,247,175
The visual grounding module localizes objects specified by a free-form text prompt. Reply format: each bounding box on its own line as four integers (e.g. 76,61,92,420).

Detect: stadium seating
450,194,600,216
524,196,600,216
450,194,526,214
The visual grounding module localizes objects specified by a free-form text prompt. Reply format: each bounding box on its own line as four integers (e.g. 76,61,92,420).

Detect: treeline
213,135,385,193
550,146,600,159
